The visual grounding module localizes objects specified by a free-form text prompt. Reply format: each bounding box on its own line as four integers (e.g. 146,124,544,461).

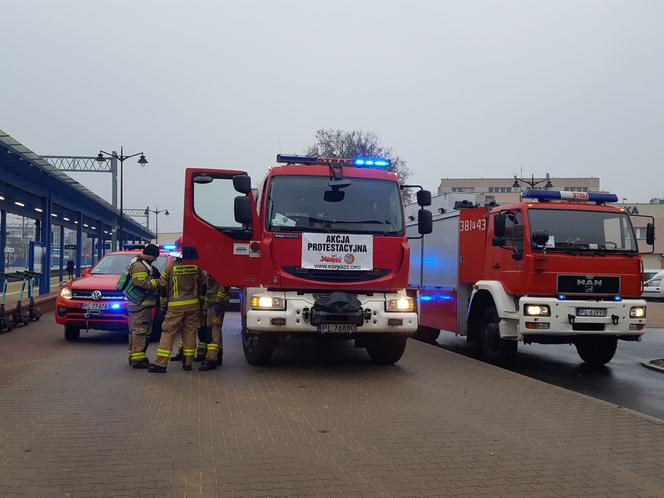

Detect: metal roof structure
0,129,154,292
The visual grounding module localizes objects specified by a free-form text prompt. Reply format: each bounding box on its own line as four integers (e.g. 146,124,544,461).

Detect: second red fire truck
408,189,654,366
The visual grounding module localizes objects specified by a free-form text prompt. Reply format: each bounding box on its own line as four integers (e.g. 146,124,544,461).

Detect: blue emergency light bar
521,189,618,204
161,243,177,251
275,154,390,168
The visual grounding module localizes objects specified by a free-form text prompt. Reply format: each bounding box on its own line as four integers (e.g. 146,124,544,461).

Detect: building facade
438,177,601,204
618,202,664,270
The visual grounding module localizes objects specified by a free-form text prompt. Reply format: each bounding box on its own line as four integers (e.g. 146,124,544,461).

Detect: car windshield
91,254,166,274
528,208,638,253
266,175,404,235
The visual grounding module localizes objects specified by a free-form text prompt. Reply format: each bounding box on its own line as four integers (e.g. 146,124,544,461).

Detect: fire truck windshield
528,208,638,253
266,175,403,235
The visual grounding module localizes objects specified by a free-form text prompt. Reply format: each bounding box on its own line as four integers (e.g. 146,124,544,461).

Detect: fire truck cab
408,190,654,366
181,155,432,365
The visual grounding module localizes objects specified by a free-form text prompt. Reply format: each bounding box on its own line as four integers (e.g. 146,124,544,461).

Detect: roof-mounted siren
521,189,619,205
275,154,390,169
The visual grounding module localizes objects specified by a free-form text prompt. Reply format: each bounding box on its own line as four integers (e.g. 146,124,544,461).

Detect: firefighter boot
199,360,217,371
148,364,166,373
133,360,150,369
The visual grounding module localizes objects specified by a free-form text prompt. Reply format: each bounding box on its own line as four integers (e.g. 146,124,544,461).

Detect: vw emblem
91,290,103,300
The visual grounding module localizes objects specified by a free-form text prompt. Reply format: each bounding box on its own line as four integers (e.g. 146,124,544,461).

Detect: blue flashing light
558,294,566,300
522,189,619,204
161,243,176,251
614,295,622,301
110,303,121,310
419,293,454,303
353,157,390,169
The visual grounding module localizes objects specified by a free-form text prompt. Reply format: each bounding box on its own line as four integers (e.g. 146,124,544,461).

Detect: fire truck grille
557,275,620,295
283,266,390,283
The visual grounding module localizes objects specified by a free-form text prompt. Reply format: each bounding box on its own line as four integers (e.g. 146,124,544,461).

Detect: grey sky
2,0,663,232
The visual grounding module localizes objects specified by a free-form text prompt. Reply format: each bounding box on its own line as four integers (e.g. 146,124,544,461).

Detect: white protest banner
301,233,373,271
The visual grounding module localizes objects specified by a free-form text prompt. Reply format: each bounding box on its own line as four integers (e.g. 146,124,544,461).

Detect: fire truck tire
575,336,617,366
64,325,81,341
366,334,408,365
242,331,275,366
480,306,517,364
414,326,440,343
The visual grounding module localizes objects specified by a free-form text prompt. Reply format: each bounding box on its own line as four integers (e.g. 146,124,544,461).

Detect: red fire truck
408,189,654,366
180,155,432,365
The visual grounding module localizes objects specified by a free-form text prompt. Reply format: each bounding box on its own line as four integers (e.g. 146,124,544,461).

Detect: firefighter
199,275,229,371
126,244,161,368
148,254,205,373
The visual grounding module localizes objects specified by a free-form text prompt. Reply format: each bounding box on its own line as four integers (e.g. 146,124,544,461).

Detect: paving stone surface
0,313,663,497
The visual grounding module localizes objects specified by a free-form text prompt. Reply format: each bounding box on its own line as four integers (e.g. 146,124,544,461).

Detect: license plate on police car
318,324,357,333
81,303,108,310
576,308,607,317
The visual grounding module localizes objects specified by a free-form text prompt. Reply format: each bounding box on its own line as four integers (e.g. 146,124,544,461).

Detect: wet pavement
432,328,664,420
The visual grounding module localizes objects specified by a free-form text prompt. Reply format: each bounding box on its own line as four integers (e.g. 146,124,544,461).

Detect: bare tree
304,129,413,202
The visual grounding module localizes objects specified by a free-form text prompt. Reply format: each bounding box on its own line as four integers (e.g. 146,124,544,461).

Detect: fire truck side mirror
233,175,252,194
417,209,433,235
646,223,655,245
234,196,253,225
417,190,432,207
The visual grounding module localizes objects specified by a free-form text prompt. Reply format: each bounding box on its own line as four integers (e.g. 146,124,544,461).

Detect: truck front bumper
245,290,417,334
516,297,647,338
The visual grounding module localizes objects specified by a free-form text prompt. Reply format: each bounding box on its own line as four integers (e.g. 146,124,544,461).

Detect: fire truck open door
182,168,262,287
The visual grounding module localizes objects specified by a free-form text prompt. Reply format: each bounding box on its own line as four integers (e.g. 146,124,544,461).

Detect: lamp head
137,154,148,165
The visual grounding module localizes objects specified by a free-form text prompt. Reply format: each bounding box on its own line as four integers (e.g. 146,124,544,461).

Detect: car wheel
64,325,81,341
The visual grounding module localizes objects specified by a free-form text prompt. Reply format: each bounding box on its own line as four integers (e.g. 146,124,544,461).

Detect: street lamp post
145,207,169,245
96,147,148,249
512,172,553,190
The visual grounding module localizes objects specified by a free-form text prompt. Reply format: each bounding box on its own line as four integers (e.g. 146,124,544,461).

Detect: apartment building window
563,187,589,192
451,187,475,193
488,187,511,193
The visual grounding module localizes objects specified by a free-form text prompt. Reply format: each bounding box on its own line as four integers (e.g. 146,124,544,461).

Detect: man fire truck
407,189,654,366
180,155,432,365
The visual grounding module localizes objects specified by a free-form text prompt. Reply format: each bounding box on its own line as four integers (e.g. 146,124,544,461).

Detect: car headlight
524,304,550,317
60,287,72,300
630,306,646,319
250,295,285,310
386,296,415,312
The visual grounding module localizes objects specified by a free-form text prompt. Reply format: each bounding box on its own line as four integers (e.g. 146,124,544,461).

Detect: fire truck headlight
387,297,415,312
524,304,550,317
630,306,646,319
60,287,72,300
251,295,285,310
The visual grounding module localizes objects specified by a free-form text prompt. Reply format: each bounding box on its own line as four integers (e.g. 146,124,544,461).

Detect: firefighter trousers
153,308,199,368
205,307,225,363
127,306,153,365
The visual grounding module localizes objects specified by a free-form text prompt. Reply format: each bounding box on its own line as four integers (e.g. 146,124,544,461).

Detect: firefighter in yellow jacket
199,275,229,371
148,255,206,373
126,244,161,368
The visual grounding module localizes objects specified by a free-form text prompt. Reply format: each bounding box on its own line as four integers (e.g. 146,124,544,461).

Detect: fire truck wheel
575,336,617,366
242,331,275,366
366,334,408,365
414,326,440,343
64,325,81,341
480,306,517,364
